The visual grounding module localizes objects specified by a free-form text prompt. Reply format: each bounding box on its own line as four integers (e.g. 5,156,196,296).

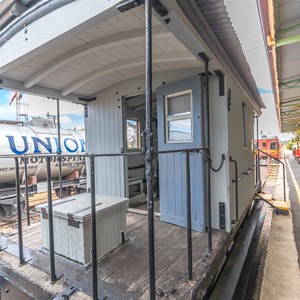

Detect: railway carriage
254,133,281,163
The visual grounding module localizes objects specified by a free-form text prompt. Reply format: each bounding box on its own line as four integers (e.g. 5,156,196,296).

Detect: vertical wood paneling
159,152,205,231
86,94,125,197
157,76,205,232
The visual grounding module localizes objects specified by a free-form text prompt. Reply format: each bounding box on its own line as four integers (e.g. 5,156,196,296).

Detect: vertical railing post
46,157,57,283
186,151,193,280
15,157,25,265
199,52,212,252
90,155,98,300
256,116,261,191
24,156,30,226
282,161,286,202
145,0,156,298
57,99,63,198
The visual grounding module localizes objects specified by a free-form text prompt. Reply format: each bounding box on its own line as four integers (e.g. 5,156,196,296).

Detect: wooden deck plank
98,215,170,281
124,228,201,296
0,211,227,299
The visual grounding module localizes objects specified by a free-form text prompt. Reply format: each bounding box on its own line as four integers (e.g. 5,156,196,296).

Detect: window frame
242,102,247,148
164,90,193,144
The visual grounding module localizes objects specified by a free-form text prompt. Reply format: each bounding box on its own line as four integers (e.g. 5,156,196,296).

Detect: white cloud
60,115,72,124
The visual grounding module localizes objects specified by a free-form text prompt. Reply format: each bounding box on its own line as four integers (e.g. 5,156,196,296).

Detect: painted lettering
6,135,29,154
79,139,85,152
32,137,52,154
64,138,78,153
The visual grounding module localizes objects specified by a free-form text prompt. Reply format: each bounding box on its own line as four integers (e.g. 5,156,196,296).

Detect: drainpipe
199,52,212,252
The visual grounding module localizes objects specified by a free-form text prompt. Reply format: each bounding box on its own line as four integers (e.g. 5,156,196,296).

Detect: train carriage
254,133,281,163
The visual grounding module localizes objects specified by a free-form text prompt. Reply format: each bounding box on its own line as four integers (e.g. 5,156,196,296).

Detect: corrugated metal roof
259,0,300,132
195,0,264,110
277,0,300,132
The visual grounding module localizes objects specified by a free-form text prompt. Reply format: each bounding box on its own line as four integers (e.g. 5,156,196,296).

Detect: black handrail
236,166,256,182
4,146,208,299
258,149,286,202
229,157,238,223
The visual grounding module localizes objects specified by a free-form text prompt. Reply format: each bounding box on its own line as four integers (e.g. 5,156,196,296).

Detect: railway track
0,191,60,232
208,200,265,300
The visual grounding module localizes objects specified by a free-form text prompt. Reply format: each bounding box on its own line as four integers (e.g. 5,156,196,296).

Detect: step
258,193,273,201
272,201,289,211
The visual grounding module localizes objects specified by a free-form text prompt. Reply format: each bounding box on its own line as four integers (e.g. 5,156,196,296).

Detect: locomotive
254,133,281,162
0,119,86,221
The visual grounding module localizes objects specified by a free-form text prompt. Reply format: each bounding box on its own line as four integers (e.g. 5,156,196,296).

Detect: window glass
168,119,192,142
270,142,277,150
167,94,191,117
262,142,267,148
165,91,193,143
126,119,140,150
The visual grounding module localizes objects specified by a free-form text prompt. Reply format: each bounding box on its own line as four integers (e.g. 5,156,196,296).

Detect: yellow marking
258,193,273,201
272,201,289,211
286,158,300,205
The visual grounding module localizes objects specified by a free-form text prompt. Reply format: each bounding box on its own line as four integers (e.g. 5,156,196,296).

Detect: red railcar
254,133,280,162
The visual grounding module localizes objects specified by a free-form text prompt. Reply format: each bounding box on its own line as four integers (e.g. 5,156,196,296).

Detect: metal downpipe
199,52,212,252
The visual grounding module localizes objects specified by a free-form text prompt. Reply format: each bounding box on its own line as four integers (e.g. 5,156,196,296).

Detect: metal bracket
67,214,80,228
219,202,226,230
84,104,88,118
116,0,168,17
54,286,77,300
214,70,225,96
41,207,48,220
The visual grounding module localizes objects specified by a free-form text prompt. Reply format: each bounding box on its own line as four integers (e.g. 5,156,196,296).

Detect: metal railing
230,156,255,223
258,150,286,202
0,146,212,299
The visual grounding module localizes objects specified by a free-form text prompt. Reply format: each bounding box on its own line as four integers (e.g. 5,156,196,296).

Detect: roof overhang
258,0,300,132
0,0,264,112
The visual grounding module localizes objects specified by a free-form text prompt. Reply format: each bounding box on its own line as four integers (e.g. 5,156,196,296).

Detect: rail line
207,199,265,299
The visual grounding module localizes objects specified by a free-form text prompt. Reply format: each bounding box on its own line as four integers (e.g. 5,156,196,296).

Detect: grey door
157,76,205,231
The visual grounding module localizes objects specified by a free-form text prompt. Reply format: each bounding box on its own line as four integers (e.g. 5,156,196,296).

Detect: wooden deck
0,211,227,299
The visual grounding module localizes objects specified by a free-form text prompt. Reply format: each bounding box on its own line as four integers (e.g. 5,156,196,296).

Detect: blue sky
0,89,84,129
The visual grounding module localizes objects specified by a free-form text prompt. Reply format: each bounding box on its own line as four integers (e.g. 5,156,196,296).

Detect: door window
165,90,192,143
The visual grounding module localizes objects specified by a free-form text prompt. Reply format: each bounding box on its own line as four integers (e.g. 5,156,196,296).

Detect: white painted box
36,193,128,265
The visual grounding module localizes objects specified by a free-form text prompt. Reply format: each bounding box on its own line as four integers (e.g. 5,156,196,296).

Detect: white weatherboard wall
86,93,125,197
210,76,231,232
85,69,201,196
227,75,256,229
210,73,256,233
